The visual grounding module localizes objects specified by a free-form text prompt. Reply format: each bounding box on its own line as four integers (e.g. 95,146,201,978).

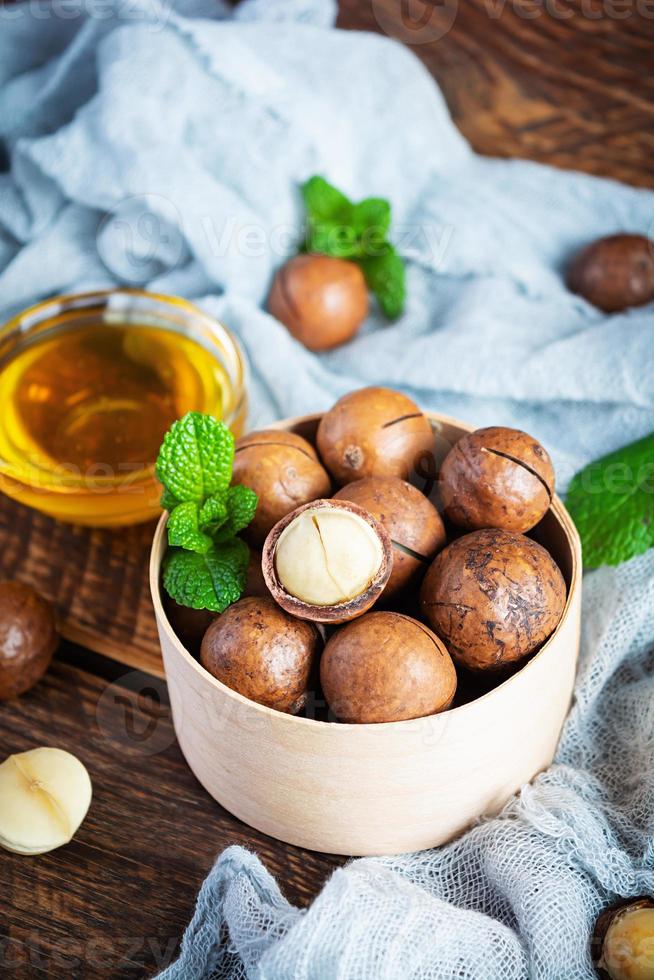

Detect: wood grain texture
0,658,342,977
337,0,654,187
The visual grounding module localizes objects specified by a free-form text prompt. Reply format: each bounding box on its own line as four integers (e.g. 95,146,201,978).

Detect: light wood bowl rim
150,410,581,731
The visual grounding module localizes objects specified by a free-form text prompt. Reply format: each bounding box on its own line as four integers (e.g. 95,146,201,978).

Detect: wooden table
2,2,652,978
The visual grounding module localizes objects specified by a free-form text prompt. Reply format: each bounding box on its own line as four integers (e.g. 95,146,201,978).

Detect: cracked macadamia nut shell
420,528,566,672
317,387,435,486
262,498,392,624
321,611,457,723
0,582,58,700
267,254,368,351
334,476,446,598
439,426,554,533
200,597,320,714
567,233,654,313
592,897,654,980
232,429,331,547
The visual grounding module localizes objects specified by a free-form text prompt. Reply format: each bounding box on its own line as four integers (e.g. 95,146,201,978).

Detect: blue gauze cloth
0,1,652,977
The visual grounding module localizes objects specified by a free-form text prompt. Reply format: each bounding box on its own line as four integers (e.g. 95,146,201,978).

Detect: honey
0,292,246,526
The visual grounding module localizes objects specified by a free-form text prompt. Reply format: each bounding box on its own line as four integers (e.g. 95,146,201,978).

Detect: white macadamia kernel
601,907,654,980
274,507,383,606
0,747,92,855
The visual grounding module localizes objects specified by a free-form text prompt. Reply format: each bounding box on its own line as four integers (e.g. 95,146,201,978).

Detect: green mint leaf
215,485,258,540
163,539,250,613
198,494,228,533
167,502,213,555
352,197,391,239
156,412,234,504
301,176,353,225
566,432,654,568
360,245,406,319
160,486,181,511
305,222,361,260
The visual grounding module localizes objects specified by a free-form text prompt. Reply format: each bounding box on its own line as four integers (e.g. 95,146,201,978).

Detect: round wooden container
150,412,582,856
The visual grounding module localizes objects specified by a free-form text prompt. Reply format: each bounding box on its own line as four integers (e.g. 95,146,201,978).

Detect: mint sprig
156,412,258,613
566,431,654,568
301,176,406,319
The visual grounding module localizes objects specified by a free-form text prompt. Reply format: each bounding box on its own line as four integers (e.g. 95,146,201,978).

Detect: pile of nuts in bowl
164,386,568,725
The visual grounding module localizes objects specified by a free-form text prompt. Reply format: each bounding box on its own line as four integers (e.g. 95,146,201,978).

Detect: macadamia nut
275,506,384,606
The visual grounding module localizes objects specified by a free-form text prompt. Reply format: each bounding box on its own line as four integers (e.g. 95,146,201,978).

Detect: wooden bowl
150,412,581,856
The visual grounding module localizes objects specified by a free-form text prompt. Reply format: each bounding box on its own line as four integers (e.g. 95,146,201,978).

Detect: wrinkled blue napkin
1,1,653,977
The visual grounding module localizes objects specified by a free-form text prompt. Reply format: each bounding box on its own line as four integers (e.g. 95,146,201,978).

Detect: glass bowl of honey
0,290,247,527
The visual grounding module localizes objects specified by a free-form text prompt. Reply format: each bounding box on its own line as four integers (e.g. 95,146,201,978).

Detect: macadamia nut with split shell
232,429,331,547
334,476,446,599
420,528,566,672
317,387,435,485
592,897,654,980
439,426,554,533
262,499,392,623
321,611,457,723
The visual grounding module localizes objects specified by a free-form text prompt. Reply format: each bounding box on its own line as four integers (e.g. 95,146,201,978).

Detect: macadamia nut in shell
420,528,566,672
321,612,457,723
232,429,331,547
317,387,435,485
334,476,446,598
439,427,554,533
0,581,58,700
200,597,320,714
268,254,368,351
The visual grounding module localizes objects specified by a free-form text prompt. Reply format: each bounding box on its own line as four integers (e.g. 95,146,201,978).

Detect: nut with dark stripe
439,426,554,533
419,528,566,672
334,476,446,599
232,429,331,547
317,386,435,486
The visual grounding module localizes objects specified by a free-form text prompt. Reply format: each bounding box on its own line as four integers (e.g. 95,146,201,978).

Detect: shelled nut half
262,499,392,623
0,747,92,855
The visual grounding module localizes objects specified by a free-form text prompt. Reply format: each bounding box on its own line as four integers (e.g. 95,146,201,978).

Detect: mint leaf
216,485,258,539
160,486,181,512
360,245,406,319
301,176,353,225
163,539,250,613
352,198,391,239
306,222,360,260
156,412,234,504
566,432,654,567
199,494,228,532
167,502,213,555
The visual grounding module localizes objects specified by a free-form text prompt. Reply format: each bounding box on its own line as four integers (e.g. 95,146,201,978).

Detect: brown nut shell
262,498,393,624
567,233,654,313
233,429,331,547
0,581,58,700
334,476,446,599
268,254,368,351
200,596,321,714
439,426,554,533
592,896,654,980
317,386,435,486
419,528,566,672
321,611,457,723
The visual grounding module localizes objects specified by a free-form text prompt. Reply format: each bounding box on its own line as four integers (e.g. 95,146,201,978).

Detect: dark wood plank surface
1,2,652,977
0,656,343,978
338,0,654,188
